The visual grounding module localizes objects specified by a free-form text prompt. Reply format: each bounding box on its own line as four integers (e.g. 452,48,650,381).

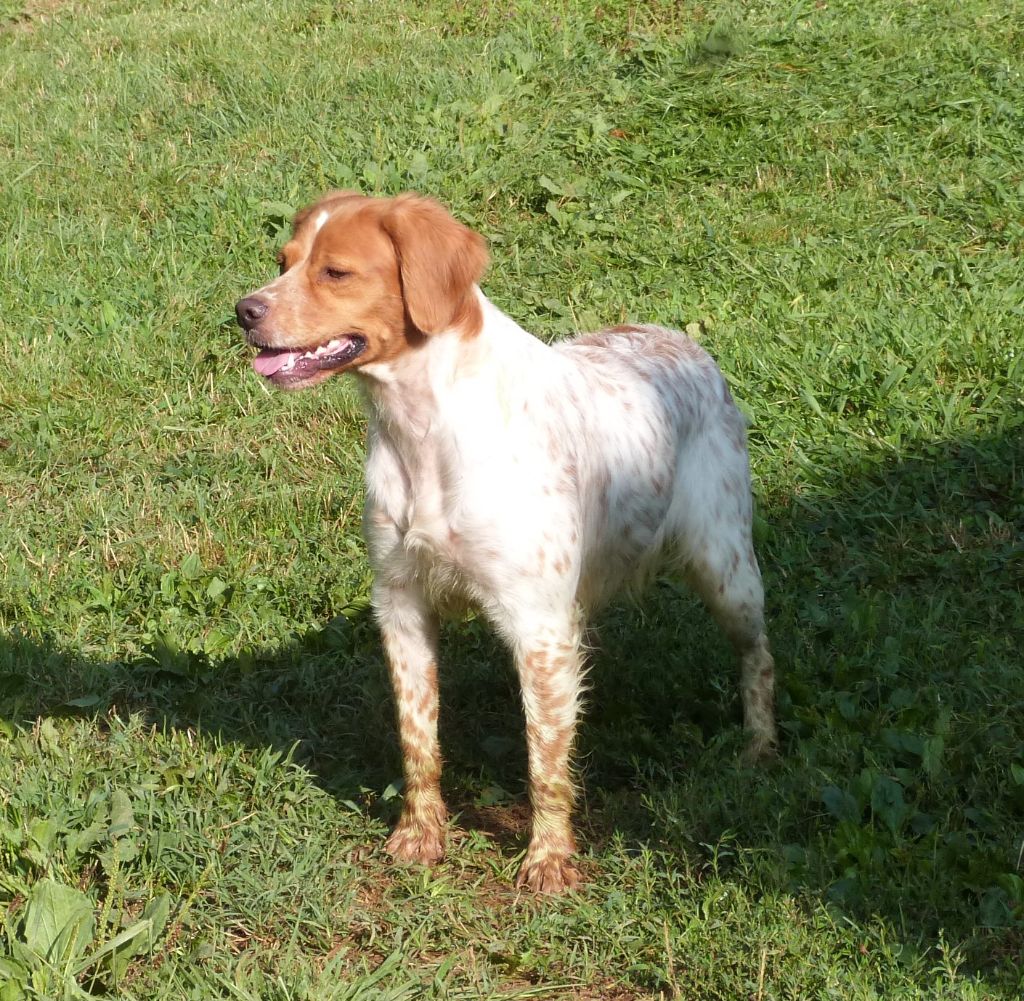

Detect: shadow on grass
2,429,1022,978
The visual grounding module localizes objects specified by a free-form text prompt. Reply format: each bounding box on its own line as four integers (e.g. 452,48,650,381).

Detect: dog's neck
356,290,558,544
356,290,548,440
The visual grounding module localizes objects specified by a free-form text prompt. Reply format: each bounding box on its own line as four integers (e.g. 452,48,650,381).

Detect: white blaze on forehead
253,204,336,298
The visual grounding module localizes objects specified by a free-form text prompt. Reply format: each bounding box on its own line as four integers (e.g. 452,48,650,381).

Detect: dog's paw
741,731,778,765
515,851,581,894
386,822,445,865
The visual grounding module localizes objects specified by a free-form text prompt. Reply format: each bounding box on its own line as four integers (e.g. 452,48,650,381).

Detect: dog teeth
277,339,348,375
314,338,344,357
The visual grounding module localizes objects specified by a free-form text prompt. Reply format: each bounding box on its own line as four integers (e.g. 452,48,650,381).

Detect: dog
236,191,776,893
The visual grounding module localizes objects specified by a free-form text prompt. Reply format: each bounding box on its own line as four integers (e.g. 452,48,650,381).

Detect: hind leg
685,538,777,760
668,422,777,759
737,627,776,763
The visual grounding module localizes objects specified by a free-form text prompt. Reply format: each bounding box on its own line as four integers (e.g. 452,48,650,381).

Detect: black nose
235,296,269,330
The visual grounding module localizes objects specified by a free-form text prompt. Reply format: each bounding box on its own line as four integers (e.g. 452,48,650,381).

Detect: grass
1,0,1022,996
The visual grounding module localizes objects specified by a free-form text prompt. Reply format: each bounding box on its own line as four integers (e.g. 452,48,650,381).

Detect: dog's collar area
252,335,367,382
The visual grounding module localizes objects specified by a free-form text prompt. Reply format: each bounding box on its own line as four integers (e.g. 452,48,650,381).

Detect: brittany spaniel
236,192,776,893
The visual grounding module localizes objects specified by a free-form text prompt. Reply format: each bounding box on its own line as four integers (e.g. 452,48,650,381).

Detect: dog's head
236,192,489,389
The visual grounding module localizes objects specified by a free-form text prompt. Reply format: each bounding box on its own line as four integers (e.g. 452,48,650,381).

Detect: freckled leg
511,621,585,893
686,542,777,762
737,630,776,763
670,428,778,762
374,579,447,864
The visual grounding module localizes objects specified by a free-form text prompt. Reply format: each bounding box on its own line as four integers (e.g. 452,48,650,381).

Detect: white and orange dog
236,192,776,893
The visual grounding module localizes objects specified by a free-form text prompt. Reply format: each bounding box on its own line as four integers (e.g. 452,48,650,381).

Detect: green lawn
1,0,1022,997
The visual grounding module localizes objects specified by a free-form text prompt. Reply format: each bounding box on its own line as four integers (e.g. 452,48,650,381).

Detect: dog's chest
364,423,488,596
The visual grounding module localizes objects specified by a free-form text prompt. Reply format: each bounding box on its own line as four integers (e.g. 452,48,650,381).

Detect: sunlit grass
1,0,1022,997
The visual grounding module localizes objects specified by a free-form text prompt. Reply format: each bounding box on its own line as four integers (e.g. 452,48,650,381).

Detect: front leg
509,615,585,893
374,576,446,865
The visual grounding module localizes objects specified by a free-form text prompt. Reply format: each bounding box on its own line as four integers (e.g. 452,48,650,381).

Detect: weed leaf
107,789,134,838
821,785,859,823
871,776,909,834
22,879,96,967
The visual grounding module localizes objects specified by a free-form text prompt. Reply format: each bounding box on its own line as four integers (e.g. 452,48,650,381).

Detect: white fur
360,290,776,890
363,294,763,625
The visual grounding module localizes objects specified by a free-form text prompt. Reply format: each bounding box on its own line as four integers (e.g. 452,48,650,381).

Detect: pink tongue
253,348,302,376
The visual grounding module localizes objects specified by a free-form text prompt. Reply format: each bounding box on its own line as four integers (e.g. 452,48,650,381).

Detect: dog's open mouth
252,335,367,385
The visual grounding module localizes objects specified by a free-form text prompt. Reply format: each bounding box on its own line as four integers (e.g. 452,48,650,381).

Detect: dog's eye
276,255,287,276
323,266,351,281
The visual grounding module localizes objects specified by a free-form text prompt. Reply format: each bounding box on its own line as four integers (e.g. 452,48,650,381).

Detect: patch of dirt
456,801,531,849
2,0,75,33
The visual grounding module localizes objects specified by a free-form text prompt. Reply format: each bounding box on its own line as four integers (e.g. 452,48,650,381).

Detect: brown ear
382,194,489,335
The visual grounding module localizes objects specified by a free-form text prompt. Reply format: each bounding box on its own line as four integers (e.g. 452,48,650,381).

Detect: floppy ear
382,195,489,335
